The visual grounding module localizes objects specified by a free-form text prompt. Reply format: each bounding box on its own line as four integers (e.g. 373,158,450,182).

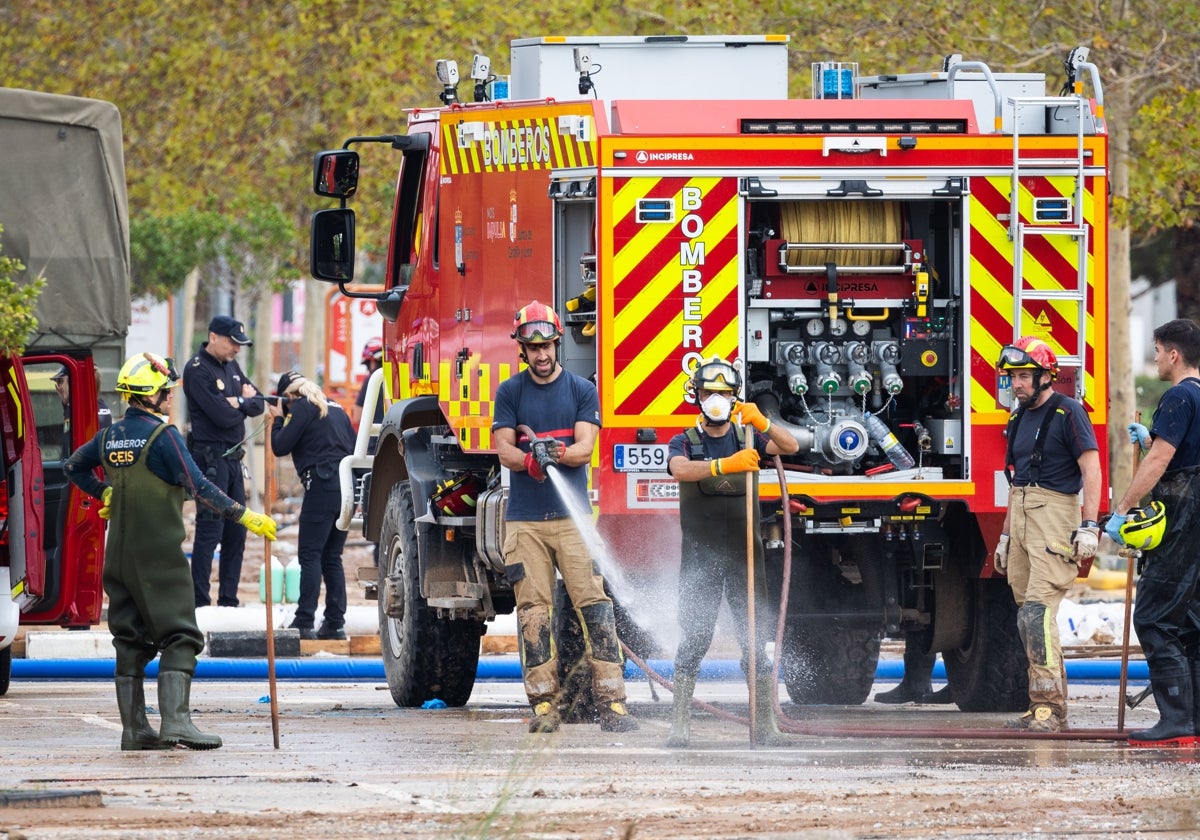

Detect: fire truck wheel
0,645,10,696
943,578,1029,712
553,582,598,723
377,480,440,708
780,622,881,706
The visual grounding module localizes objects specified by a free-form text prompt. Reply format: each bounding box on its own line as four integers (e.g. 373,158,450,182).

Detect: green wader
104,423,205,677
669,427,784,745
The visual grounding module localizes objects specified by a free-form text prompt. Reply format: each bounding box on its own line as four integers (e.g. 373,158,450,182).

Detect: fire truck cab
311,37,1108,712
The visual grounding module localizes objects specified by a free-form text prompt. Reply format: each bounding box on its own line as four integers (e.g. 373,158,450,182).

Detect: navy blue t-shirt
1007,395,1097,494
492,369,600,521
667,423,770,471
1150,377,1200,472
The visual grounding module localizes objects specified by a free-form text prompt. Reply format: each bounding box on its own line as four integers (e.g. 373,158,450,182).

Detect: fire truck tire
553,582,598,723
0,645,10,696
780,622,881,705
943,578,1029,712
377,481,481,708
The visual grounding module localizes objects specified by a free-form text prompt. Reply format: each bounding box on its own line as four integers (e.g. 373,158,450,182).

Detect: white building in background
1130,277,1177,377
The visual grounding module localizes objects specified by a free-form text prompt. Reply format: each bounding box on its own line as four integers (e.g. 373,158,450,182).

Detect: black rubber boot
114,676,170,751
1129,672,1195,747
157,671,223,750
875,648,936,704
666,674,695,748
753,673,791,746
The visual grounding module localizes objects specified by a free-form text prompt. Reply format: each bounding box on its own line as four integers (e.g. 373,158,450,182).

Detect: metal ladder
1007,95,1090,396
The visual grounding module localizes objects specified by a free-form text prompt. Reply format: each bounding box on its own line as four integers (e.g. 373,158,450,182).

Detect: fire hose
619,453,1128,743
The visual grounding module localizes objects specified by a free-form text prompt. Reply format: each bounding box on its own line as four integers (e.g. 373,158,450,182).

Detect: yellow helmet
687,356,742,396
116,352,180,396
1119,501,1166,551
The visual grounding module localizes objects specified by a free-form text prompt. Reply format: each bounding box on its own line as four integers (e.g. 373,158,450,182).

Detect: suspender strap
1004,392,1064,486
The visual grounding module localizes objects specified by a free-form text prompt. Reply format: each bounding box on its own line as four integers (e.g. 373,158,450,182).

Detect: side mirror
376,288,407,323
310,208,355,282
313,150,360,198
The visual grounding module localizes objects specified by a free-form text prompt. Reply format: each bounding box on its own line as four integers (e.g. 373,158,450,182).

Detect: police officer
65,352,277,750
665,356,799,747
183,315,264,608
1107,318,1200,747
994,337,1101,733
269,371,356,641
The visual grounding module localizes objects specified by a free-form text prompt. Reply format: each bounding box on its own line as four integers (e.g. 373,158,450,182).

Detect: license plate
613,444,670,472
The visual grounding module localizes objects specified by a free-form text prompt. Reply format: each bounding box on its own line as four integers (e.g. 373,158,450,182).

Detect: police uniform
182,343,263,607
270,382,356,635
64,407,248,678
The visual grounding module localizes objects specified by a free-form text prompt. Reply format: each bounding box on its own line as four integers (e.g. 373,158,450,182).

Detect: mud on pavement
2,678,1199,839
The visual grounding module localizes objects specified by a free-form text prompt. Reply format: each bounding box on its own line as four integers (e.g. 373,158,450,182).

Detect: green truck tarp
0,86,130,357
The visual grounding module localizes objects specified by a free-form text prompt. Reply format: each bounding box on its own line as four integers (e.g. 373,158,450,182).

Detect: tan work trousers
503,518,625,707
1005,485,1081,717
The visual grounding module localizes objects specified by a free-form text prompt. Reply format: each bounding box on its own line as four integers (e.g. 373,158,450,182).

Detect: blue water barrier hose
12,656,1149,683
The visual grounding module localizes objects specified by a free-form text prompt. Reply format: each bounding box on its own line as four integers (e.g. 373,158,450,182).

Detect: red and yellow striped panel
440,106,595,176
967,174,1104,416
603,176,740,426
440,359,512,452
393,361,436,400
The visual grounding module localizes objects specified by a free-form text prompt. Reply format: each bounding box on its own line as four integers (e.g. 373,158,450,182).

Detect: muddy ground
3,676,1199,839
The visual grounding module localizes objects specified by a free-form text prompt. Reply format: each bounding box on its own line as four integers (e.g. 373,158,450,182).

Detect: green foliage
0,225,44,354
1135,374,1171,422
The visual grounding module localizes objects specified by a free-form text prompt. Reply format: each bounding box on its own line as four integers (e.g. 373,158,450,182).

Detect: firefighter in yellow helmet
1107,318,1200,746
64,352,277,750
994,337,1101,733
665,355,799,747
492,301,637,734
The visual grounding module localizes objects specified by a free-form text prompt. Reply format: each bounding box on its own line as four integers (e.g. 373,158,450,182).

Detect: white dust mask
700,393,732,424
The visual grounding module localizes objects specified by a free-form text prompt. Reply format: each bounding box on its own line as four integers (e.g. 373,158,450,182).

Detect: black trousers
189,450,247,607
291,476,348,629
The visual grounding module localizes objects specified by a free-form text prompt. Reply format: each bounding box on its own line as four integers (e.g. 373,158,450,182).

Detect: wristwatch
1080,519,1098,529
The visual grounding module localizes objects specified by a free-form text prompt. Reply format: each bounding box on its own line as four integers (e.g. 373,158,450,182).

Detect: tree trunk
1107,96,1134,501
1173,221,1200,323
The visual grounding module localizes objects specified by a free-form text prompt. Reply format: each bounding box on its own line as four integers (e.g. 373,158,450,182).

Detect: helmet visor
694,362,739,391
998,344,1038,369
515,320,560,343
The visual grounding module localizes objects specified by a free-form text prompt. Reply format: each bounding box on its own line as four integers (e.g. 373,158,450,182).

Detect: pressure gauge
828,318,848,337
851,319,871,337
805,318,825,337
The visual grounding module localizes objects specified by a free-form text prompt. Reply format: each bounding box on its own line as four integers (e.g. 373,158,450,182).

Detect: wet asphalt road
2,676,1199,839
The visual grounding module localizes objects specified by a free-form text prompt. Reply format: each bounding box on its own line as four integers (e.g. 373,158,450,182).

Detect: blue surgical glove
1128,423,1150,450
1104,513,1128,544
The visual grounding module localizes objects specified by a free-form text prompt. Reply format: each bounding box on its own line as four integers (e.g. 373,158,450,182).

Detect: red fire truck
310,36,1108,712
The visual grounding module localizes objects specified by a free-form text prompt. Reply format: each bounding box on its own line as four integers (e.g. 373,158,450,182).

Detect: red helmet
361,336,383,365
511,301,563,344
998,336,1059,381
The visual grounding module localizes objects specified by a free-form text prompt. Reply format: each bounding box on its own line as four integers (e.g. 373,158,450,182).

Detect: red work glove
733,401,771,433
524,451,546,482
711,448,760,476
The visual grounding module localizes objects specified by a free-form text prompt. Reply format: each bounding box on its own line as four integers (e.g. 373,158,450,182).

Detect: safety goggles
997,345,1037,369
515,320,559,343
694,362,739,390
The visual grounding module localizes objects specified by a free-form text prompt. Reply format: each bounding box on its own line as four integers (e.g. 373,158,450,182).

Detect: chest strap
1004,392,1064,487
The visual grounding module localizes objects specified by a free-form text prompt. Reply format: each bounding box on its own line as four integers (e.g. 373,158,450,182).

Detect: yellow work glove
733,401,771,433
239,509,278,541
711,448,760,476
98,486,113,520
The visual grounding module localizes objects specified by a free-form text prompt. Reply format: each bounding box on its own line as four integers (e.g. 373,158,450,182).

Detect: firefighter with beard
492,301,637,734
995,337,1101,733
1107,318,1200,746
665,355,799,747
64,352,277,750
